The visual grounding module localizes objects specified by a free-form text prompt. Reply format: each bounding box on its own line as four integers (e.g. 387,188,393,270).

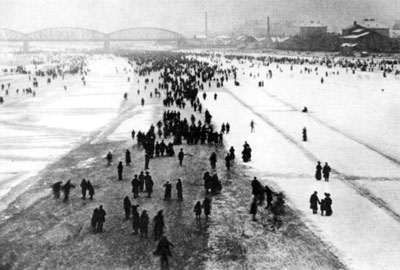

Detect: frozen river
0,55,131,211
198,54,400,270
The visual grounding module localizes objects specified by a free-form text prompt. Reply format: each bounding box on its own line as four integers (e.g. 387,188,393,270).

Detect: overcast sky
0,0,398,35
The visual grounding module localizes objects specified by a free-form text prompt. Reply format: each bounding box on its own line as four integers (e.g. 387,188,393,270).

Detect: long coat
309,194,320,210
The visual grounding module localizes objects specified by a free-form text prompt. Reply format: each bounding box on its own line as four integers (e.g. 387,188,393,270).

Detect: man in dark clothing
163,181,172,200
87,180,95,200
131,205,140,234
131,175,140,198
160,140,166,156
97,205,106,233
315,161,322,181
264,185,273,209
202,197,212,220
145,153,150,170
123,196,131,220
153,210,165,241
324,193,333,216
145,172,154,198
138,171,145,192
251,177,264,205
209,152,217,169
117,161,123,181
51,181,62,199
154,236,174,269
80,179,88,199
309,191,320,214
125,149,131,166
250,199,258,221
194,201,202,221
225,153,231,170
91,207,99,232
106,151,113,166
139,210,149,238
176,179,183,201
323,163,331,182
302,127,307,142
178,148,184,166
62,180,75,202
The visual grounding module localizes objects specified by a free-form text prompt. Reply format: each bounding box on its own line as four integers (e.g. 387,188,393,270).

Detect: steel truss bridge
0,27,185,52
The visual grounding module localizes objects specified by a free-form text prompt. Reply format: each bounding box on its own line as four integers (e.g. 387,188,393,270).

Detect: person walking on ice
315,161,322,181
250,120,255,133
323,162,331,182
309,191,320,214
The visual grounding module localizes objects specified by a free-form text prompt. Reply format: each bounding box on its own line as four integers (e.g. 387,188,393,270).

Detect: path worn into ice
202,68,400,270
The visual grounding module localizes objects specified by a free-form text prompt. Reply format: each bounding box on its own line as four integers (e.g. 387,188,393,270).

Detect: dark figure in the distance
106,151,113,166
225,153,231,170
145,171,154,198
302,127,307,142
250,198,258,221
323,162,331,182
153,210,165,241
250,120,255,132
178,148,184,166
226,123,230,134
132,175,140,198
51,181,62,199
117,161,123,180
139,210,149,238
154,236,174,269
163,181,172,200
202,197,212,221
194,201,202,222
62,180,75,202
264,185,273,209
309,191,320,214
123,196,131,220
132,204,140,234
145,153,150,170
320,197,326,216
302,106,308,113
91,207,99,232
87,180,95,200
229,146,235,160
80,178,88,199
209,152,217,169
176,179,183,201
97,205,106,233
125,149,131,166
324,193,333,216
139,171,145,192
315,161,322,181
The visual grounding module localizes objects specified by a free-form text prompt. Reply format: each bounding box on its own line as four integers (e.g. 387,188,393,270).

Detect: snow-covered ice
200,55,400,270
0,55,131,210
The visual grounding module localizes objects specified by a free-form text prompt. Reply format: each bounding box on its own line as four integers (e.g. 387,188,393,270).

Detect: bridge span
0,27,185,52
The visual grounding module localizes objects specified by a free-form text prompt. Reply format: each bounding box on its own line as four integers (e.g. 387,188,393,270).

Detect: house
298,21,327,37
343,19,390,37
340,20,394,53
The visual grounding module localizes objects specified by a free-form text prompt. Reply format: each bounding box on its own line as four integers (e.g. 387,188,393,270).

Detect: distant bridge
0,27,185,52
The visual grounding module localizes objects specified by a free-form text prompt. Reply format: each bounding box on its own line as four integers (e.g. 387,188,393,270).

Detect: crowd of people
45,51,348,268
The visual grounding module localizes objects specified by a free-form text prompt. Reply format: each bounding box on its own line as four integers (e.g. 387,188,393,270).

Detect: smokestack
267,16,271,37
205,12,208,39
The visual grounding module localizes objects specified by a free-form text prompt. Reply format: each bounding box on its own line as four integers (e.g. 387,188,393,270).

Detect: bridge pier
22,41,29,53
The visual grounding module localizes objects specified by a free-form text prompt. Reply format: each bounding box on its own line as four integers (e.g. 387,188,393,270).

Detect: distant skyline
0,0,398,35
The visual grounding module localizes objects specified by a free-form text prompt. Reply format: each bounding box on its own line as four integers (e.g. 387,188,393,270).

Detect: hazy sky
0,0,398,35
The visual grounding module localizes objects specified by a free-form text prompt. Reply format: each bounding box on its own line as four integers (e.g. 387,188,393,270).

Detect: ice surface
200,55,400,270
0,55,132,209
